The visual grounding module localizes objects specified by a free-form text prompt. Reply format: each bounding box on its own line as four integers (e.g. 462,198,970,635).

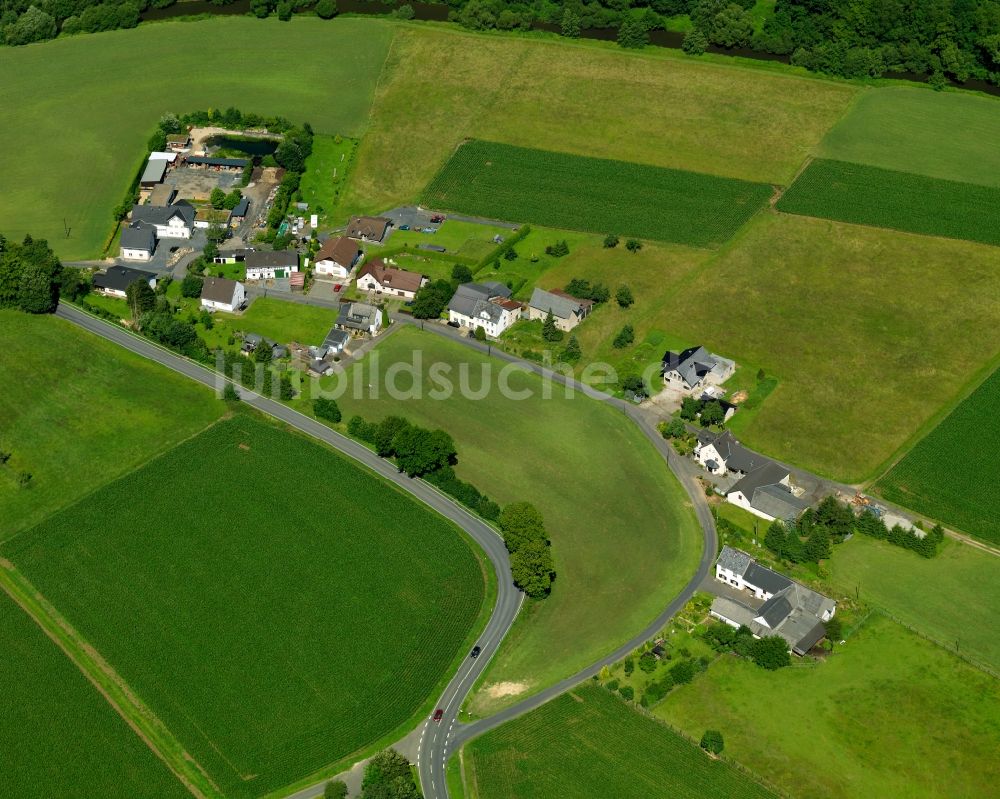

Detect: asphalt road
55,304,716,799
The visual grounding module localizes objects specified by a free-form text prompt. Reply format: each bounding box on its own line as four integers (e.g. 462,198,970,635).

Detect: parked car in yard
430,214,445,223
399,224,410,231
333,284,343,292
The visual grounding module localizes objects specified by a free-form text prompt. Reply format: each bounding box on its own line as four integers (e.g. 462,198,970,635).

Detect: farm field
657,614,1000,799
652,213,1000,480
0,310,222,541
331,326,702,712
4,415,485,798
874,367,1000,544
817,86,1000,187
776,159,1000,247
343,26,855,215
463,683,776,799
0,16,393,257
0,592,190,799
826,535,1000,672
422,140,773,247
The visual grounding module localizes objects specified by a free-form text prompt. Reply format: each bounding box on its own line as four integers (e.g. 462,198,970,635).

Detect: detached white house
119,223,156,262
245,250,299,281
130,203,194,240
448,282,521,338
694,430,768,477
92,265,157,298
526,287,593,332
662,346,734,392
356,259,426,299
710,546,836,655
314,237,361,279
200,277,246,313
336,302,382,336
726,461,811,522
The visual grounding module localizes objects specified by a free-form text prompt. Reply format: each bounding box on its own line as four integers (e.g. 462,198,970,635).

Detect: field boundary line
871,608,999,679
0,560,222,799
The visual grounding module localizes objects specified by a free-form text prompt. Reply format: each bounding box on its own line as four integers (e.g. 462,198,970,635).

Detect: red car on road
433,709,444,722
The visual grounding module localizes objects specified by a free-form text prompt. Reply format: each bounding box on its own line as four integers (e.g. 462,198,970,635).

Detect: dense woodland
2,0,998,86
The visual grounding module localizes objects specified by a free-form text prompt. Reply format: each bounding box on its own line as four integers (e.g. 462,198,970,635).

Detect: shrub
623,658,634,676
606,679,620,691
315,0,337,17
669,659,696,685
314,398,342,424
639,652,657,673
603,233,619,248
700,729,724,754
749,636,791,670
612,324,635,349
619,685,634,701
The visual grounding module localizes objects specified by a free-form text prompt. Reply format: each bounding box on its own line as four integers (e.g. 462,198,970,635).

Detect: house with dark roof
346,215,392,244
526,287,593,332
448,282,519,338
356,259,426,299
245,250,298,281
726,461,811,522
694,430,769,477
119,223,156,262
92,265,157,298
323,328,351,354
314,236,362,279
662,346,735,392
230,197,250,219
711,545,837,655
130,203,194,240
336,302,382,336
200,277,246,313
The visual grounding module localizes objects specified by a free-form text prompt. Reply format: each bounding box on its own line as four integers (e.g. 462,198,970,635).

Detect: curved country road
54,304,716,799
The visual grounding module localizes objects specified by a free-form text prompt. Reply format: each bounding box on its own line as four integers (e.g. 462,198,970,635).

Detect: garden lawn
4,415,485,798
343,27,855,215
652,213,1000,480
776,159,1000,247
0,592,190,799
299,134,357,226
826,535,1000,671
657,614,1000,799
0,309,222,540
207,296,337,348
423,140,773,247
386,219,516,264
817,86,1000,187
330,327,702,712
873,366,1000,544
463,684,776,799
0,16,392,257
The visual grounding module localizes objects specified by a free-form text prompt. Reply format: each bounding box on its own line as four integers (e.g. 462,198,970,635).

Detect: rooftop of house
727,461,810,521
131,203,194,228
120,223,156,253
93,265,156,293
528,287,592,319
245,249,298,269
357,259,424,294
337,302,380,330
201,276,242,304
697,429,768,474
346,215,391,242
323,328,351,349
448,281,514,318
231,197,250,216
315,236,360,266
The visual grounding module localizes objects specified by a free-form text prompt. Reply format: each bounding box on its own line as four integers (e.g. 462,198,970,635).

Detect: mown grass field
343,27,855,215
874,367,1000,544
657,614,1000,799
652,213,1000,480
299,134,357,225
463,684,776,799
4,415,485,798
818,86,1000,187
776,158,1000,246
423,140,772,247
0,592,190,799
209,296,337,347
330,327,702,712
0,17,393,257
826,536,1000,671
0,310,223,540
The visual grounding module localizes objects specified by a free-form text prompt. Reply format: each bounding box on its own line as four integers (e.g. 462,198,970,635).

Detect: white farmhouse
694,430,768,477
245,250,299,281
726,461,811,522
447,282,521,338
661,346,734,392
130,203,194,240
119,223,156,262
314,236,361,279
200,277,246,313
335,302,382,337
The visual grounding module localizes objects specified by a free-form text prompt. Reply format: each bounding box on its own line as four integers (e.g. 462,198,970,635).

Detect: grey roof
120,223,155,253
662,345,730,388
710,596,757,628
337,302,379,331
479,281,512,299
791,620,827,655
744,561,793,595
245,250,298,269
756,593,794,629
131,203,194,229
200,276,241,304
448,282,512,318
753,484,812,521
244,333,263,346
186,156,249,168
231,197,250,217
716,545,752,577
698,430,768,474
323,328,350,349
140,158,167,184
309,359,333,375
528,287,585,320
93,265,156,293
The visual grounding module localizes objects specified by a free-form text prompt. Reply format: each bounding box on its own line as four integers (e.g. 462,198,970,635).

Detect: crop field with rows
776,159,1000,247
4,416,485,798
0,592,190,799
422,140,773,247
875,367,1000,545
463,684,776,799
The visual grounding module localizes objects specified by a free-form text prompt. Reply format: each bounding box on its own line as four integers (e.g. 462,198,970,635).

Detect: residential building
525,287,593,332
726,461,811,522
139,158,167,188
308,359,334,377
200,277,246,313
130,203,194,239
322,328,351,354
166,133,191,152
694,429,769,477
662,346,735,391
710,546,836,655
346,215,391,244
245,250,299,281
448,282,520,338
336,302,382,336
356,259,426,299
213,248,250,265
92,265,157,298
314,237,361,279
119,223,156,262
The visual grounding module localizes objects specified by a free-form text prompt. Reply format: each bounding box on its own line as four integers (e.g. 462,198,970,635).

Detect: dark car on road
433,709,444,722
470,646,481,658
430,214,445,223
